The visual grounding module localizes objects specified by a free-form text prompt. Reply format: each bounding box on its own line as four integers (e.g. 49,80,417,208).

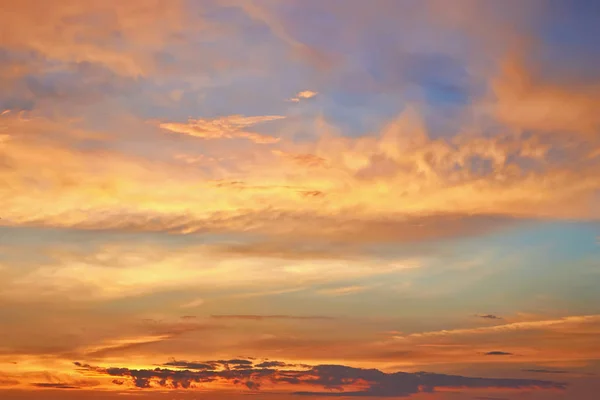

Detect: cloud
523,369,569,374
406,315,600,338
210,315,334,321
490,50,600,136
272,150,328,168
163,359,253,371
2,102,600,244
0,4,598,399
29,376,100,390
288,90,318,102
158,115,285,143
477,314,503,320
0,0,187,76
484,351,514,356
0,378,19,386
0,233,422,302
180,298,205,309
205,240,350,261
254,361,291,368
78,360,565,395
163,361,215,370
83,335,173,359
31,383,80,389
317,286,368,296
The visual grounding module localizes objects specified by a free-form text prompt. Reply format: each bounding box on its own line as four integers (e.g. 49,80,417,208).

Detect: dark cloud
77,360,566,395
245,380,260,390
163,359,257,373
210,314,335,321
31,383,80,389
484,351,514,356
23,371,99,390
294,366,564,397
255,361,291,368
163,361,217,370
222,359,254,365
477,314,503,320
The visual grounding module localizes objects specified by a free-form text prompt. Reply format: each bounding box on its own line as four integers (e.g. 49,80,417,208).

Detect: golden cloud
288,90,318,102
158,115,284,143
1,100,599,240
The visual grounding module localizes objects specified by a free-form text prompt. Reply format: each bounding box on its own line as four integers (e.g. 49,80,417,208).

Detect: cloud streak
158,115,285,144
210,315,335,321
406,315,600,338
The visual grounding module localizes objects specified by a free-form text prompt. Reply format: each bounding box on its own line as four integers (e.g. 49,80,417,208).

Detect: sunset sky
1,0,599,399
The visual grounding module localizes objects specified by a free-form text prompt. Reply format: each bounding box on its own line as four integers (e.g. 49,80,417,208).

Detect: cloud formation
76,360,565,396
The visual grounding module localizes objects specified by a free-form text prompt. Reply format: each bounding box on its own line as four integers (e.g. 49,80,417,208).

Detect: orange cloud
1,103,599,242
405,315,600,338
490,51,600,136
158,115,284,143
288,90,318,102
272,150,328,168
0,0,187,76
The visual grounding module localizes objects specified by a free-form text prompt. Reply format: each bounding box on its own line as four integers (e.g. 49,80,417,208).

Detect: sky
0,0,599,399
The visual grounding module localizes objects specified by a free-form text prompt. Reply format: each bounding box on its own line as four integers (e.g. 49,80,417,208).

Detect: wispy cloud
317,285,368,296
158,115,285,143
406,315,600,338
179,298,205,309
523,369,569,374
210,315,334,321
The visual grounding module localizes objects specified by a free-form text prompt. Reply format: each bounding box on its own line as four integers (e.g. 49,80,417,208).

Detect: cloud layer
75,360,565,396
